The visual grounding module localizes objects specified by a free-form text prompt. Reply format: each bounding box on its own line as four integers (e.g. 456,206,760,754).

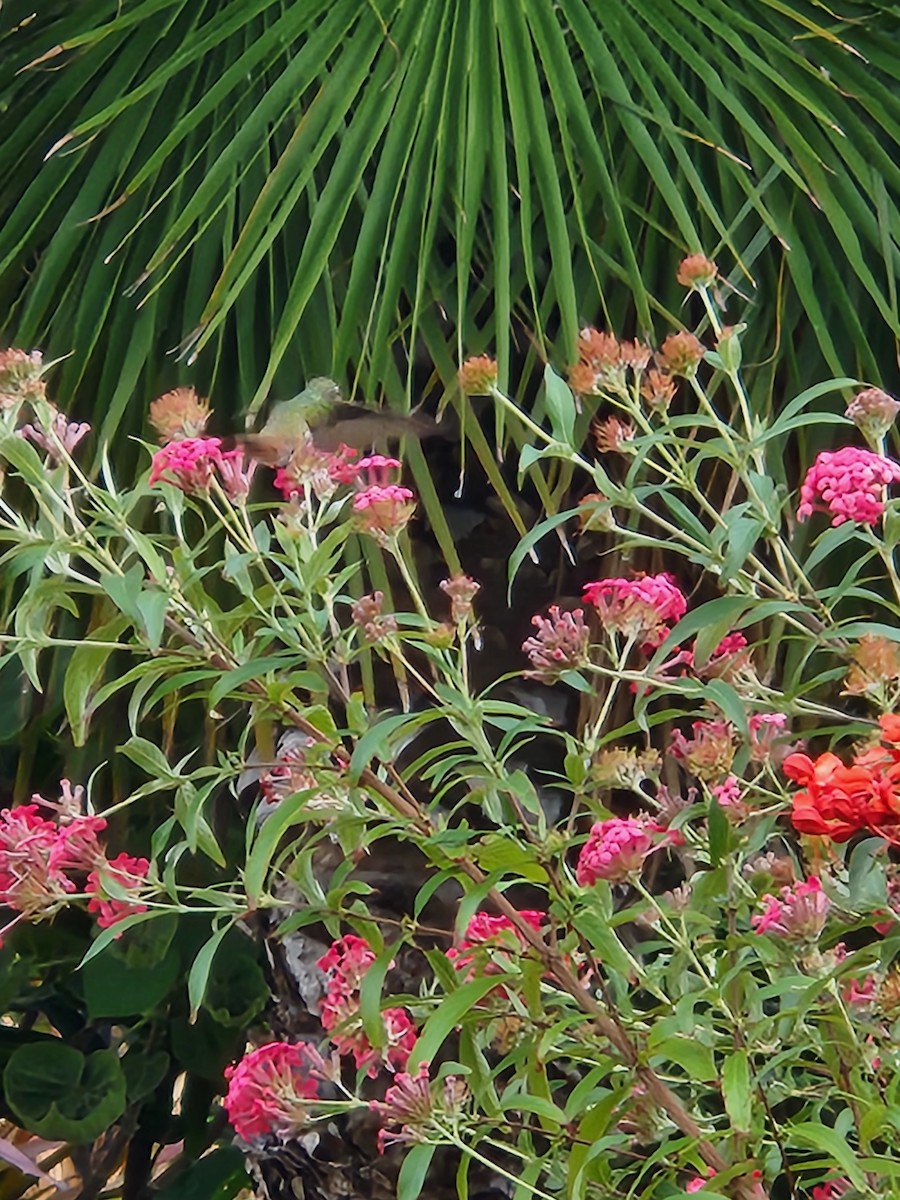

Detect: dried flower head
797,445,900,527
523,606,590,680
370,1063,469,1154
458,356,498,395
677,254,718,290
216,448,258,502
577,492,616,533
590,746,661,791
845,388,900,446
570,329,627,395
844,634,900,696
440,574,480,624
619,339,652,372
658,332,705,378
0,349,45,410
640,369,678,413
669,719,736,781
148,387,212,442
351,591,398,642
591,414,635,454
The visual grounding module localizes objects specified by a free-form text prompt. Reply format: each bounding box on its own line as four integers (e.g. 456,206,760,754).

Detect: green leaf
3,1043,126,1143
187,923,231,1022
82,942,180,1018
397,1142,436,1200
648,1033,717,1082
120,735,179,780
541,365,577,443
787,1122,866,1188
721,1049,752,1133
63,613,130,745
410,975,509,1069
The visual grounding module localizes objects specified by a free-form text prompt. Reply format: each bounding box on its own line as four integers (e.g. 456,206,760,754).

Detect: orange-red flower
784,730,900,842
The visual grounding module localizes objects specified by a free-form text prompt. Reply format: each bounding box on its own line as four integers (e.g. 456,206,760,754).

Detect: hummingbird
236,377,441,467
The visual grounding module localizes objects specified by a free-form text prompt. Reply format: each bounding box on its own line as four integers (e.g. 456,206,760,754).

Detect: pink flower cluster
797,445,900,526
752,876,830,943
370,1062,469,1154
149,437,256,500
273,441,358,499
352,484,416,543
0,787,149,941
576,817,657,886
523,606,590,679
448,910,544,976
223,1041,320,1143
317,935,416,1077
86,853,151,930
583,573,686,647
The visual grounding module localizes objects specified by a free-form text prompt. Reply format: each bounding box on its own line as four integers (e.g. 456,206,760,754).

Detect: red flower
784,747,900,842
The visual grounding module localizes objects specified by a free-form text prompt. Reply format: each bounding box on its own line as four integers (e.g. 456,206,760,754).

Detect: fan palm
0,0,897,454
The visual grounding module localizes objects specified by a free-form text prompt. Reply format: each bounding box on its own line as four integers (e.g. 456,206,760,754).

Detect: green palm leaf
0,0,897,453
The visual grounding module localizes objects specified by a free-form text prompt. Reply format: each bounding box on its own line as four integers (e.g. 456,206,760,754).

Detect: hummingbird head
306,377,343,408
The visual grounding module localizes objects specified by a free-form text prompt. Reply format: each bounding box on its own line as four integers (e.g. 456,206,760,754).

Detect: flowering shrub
4,260,900,1198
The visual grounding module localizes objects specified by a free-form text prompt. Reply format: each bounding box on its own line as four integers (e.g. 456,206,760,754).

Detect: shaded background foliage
0,0,898,454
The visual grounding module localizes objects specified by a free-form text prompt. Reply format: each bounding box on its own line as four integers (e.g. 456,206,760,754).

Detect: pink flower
686,1167,716,1193
370,1063,469,1154
216,447,258,501
318,935,416,1076
318,934,377,996
752,876,830,942
576,817,656,886
86,852,150,932
448,910,544,974
748,713,790,765
583,573,687,647
797,445,900,526
339,1007,417,1077
273,441,359,499
523,606,590,679
843,974,877,1006
49,814,107,874
811,1182,851,1200
223,1042,320,1143
0,804,76,924
669,719,736,781
711,775,744,812
352,484,416,544
357,455,402,484
20,409,91,460
149,437,224,493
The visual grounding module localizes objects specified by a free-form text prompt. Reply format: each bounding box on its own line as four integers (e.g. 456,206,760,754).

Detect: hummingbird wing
228,409,443,465
311,408,440,451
